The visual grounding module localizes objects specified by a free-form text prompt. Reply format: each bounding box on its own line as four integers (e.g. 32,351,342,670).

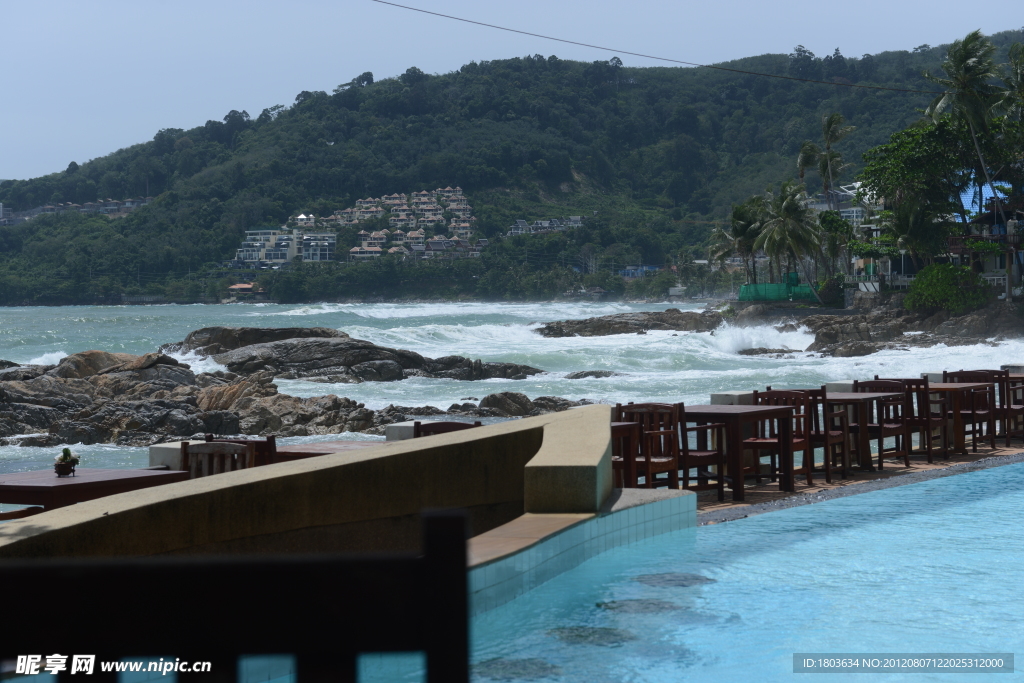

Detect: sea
1,301,1021,487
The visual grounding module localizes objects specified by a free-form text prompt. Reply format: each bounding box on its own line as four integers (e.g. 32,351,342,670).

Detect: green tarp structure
737,275,816,302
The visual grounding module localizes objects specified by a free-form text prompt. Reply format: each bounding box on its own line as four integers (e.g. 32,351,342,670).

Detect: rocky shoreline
0,327,591,448
536,298,1024,357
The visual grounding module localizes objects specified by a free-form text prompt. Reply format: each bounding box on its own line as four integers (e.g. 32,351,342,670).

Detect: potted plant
54,448,80,477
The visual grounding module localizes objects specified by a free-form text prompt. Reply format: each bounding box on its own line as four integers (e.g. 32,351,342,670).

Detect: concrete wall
0,405,613,559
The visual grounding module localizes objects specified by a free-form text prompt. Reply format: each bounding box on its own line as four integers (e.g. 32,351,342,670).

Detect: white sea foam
703,323,815,355
27,351,67,365
166,350,228,374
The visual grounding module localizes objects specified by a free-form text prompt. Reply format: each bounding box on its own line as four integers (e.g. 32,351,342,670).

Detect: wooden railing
0,510,469,683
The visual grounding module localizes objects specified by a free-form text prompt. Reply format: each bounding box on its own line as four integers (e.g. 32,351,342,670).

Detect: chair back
205,434,277,466
874,376,935,419
180,442,255,478
942,370,995,410
853,379,907,423
962,369,1013,408
618,402,680,433
618,403,680,461
751,389,809,439
413,421,483,438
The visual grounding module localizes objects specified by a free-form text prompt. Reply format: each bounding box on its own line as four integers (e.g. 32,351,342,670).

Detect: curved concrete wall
0,405,612,558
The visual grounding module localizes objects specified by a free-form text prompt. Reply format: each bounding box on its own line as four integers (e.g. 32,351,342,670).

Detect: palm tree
753,180,825,303
925,30,1005,224
997,42,1024,123
797,114,855,210
711,197,764,283
820,113,856,208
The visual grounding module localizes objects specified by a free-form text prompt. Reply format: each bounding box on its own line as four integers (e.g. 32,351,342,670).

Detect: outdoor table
683,405,795,501
928,382,995,454
0,467,189,511
610,421,641,488
826,392,904,470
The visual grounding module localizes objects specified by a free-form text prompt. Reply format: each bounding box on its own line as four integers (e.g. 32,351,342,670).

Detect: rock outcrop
161,326,349,356
210,337,542,382
0,344,584,446
565,370,622,379
536,308,723,337
801,302,1024,356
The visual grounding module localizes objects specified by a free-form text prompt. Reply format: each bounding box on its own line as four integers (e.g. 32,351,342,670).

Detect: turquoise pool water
468,464,1024,682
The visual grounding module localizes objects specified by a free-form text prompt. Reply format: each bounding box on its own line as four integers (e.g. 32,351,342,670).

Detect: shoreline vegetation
2,29,1022,308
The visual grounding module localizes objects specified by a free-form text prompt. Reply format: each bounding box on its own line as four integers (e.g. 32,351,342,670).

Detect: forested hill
1,28,1022,304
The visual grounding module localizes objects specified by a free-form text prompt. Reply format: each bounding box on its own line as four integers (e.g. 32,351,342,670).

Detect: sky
1,0,1021,181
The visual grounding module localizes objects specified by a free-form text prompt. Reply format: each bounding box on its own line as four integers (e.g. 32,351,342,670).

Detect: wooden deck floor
695,443,1024,515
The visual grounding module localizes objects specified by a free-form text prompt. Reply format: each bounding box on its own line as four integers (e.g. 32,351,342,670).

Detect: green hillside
2,28,1022,304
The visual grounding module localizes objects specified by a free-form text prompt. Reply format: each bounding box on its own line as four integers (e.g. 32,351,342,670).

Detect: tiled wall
469,492,696,615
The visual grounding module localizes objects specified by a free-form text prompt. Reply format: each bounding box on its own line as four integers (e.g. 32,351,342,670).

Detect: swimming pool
468,463,1024,682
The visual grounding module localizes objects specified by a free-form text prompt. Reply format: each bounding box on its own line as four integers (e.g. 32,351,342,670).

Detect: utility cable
370,0,946,95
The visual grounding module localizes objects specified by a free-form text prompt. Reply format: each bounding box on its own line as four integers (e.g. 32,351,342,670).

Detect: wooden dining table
825,392,905,470
0,467,189,511
683,404,795,501
927,382,995,454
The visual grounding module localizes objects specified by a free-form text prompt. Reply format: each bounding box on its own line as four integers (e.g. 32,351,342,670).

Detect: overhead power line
370,0,946,95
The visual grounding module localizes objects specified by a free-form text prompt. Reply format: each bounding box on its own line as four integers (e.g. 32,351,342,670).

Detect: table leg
952,390,966,454
626,428,637,488
730,418,744,502
856,402,872,470
779,412,794,492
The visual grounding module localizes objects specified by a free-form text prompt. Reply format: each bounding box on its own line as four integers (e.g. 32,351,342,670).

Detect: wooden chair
966,369,1024,446
675,402,727,500
609,412,642,488
413,420,482,437
851,380,911,468
875,376,949,462
746,390,814,486
942,370,998,451
617,403,680,489
205,434,277,466
180,441,256,478
791,386,846,482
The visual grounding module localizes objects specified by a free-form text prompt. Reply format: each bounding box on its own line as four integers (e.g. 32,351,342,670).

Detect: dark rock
531,396,584,412
350,360,405,382
46,350,136,379
536,308,723,337
0,365,53,381
633,572,717,587
737,348,793,356
479,392,535,417
211,335,542,382
565,370,621,379
160,326,349,356
596,599,682,613
474,658,561,681
0,360,18,370
547,627,637,646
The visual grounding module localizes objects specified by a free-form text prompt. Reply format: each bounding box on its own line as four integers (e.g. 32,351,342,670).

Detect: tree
797,113,855,209
820,113,856,208
752,180,825,303
924,30,1006,224
997,43,1024,122
817,210,854,276
711,196,763,283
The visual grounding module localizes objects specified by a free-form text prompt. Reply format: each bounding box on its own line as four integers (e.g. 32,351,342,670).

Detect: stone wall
0,406,613,558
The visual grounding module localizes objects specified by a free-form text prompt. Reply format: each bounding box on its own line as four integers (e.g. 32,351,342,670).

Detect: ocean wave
165,350,228,374
703,323,815,355
27,351,67,365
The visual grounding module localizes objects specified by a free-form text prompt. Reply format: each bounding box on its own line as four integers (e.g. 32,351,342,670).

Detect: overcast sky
1,0,1020,180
